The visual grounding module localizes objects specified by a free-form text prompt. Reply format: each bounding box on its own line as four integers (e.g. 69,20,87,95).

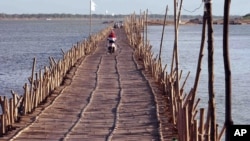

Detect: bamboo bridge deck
2,28,176,141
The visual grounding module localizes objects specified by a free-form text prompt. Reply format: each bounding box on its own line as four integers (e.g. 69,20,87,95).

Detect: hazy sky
1,0,249,16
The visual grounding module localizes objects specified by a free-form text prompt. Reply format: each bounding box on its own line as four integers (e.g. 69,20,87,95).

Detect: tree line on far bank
243,13,250,19
0,13,248,20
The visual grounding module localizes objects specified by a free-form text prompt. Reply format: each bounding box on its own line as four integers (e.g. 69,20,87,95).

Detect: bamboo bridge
0,27,177,140
0,14,227,141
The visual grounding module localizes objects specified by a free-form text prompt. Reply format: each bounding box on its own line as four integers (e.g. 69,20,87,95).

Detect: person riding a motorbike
107,29,116,43
107,29,117,53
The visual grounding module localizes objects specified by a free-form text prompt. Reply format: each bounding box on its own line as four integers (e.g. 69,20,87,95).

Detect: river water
0,19,107,96
147,24,250,127
0,20,249,129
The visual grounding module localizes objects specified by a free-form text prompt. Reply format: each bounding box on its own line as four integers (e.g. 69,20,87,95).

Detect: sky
0,0,249,16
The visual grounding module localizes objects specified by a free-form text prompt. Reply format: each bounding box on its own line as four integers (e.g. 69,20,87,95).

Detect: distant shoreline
1,13,249,25
146,19,250,25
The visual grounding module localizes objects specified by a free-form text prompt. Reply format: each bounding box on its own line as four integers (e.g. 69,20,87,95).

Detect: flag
91,0,96,11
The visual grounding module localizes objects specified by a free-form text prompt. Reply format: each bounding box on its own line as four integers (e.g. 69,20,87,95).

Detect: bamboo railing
0,27,111,136
124,13,225,141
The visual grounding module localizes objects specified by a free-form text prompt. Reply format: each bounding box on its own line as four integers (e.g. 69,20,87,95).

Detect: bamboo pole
30,58,36,112
0,114,4,136
145,9,148,47
194,120,198,141
177,0,184,27
3,97,9,131
205,0,216,140
0,97,5,135
191,5,208,120
199,108,205,141
89,0,92,36
11,91,18,122
181,71,190,93
142,11,145,48
223,0,233,140
184,105,190,141
173,6,184,130
218,124,226,141
23,83,27,114
173,2,181,132
158,5,168,62
9,99,14,126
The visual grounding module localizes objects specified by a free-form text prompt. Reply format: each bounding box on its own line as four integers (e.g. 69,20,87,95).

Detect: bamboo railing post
34,73,38,108
218,124,226,141
9,98,14,127
3,97,9,131
181,105,188,141
29,58,36,112
199,108,205,141
23,83,28,114
194,120,198,141
145,9,148,47
0,114,4,136
223,0,233,140
11,91,18,122
205,0,216,140
0,96,5,135
173,2,181,122
39,71,42,104
191,4,208,119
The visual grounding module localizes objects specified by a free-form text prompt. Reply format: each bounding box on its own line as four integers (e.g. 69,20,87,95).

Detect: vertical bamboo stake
191,4,208,113
145,9,148,47
184,105,190,141
0,96,5,135
189,5,209,136
177,0,184,27
218,125,226,141
4,97,9,130
170,82,176,125
205,0,216,140
89,0,92,36
159,5,168,62
199,108,205,141
11,91,18,121
223,1,233,140
194,120,198,141
30,58,36,112
33,73,38,108
9,99,14,126
39,70,43,103
205,103,211,141
24,83,28,114
173,1,181,123
171,0,183,75
143,11,145,48
0,114,4,136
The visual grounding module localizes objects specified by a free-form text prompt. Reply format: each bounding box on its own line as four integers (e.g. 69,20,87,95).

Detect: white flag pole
89,0,92,36
89,0,96,36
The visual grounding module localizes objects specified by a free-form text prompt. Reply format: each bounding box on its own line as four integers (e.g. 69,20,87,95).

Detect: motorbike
107,38,117,54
